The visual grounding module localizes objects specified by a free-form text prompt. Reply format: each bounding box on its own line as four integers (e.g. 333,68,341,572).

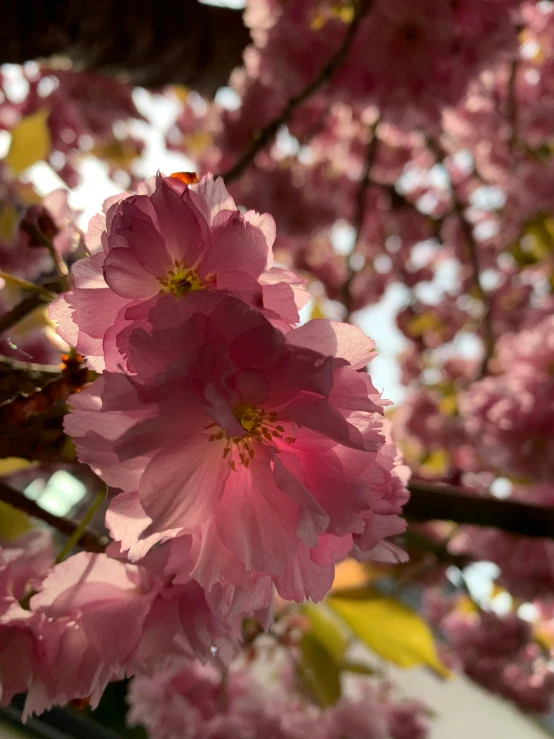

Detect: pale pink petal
69,287,130,338
71,252,107,288
286,319,376,369
198,215,269,280
262,281,299,325
243,210,276,252
48,293,78,346
272,453,329,546
189,174,235,227
106,492,184,561
283,396,365,449
215,456,300,574
150,179,204,265
103,247,163,299
140,435,231,532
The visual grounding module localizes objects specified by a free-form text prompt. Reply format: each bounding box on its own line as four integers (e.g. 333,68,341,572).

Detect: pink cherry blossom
50,173,307,371
65,296,408,607
0,545,240,719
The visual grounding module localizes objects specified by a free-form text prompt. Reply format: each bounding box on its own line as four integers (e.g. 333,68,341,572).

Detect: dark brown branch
221,0,373,184
343,119,380,319
0,356,61,404
507,58,519,153
406,480,554,540
0,481,106,552
1,1,250,94
0,294,50,335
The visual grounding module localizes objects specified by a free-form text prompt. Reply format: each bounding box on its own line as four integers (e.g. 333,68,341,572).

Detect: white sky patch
357,283,411,404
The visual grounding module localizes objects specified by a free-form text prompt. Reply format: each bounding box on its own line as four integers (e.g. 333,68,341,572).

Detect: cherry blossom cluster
425,590,554,714
2,0,554,726
0,172,408,716
127,658,429,739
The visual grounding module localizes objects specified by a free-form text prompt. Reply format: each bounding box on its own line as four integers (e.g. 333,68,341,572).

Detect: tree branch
507,58,519,153
0,481,106,552
1,0,250,94
406,480,554,540
0,294,50,335
343,119,380,319
221,0,373,184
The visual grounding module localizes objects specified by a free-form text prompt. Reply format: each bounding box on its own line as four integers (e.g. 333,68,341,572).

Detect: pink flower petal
150,179,204,265
215,455,300,574
287,319,376,369
103,247,163,299
199,215,269,280
140,434,231,532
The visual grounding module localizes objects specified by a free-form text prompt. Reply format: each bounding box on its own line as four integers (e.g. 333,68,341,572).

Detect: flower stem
0,270,57,301
55,490,106,563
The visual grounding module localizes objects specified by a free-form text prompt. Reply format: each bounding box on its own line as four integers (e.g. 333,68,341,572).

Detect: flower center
207,405,296,470
158,260,204,296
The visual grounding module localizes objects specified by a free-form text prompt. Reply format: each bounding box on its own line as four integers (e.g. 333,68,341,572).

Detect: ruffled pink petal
106,492,184,561
243,211,276,252
274,541,336,603
286,446,369,536
140,434,231,532
198,215,269,280
31,552,138,614
329,366,384,414
286,319,376,369
282,395,365,449
272,453,329,546
262,281,299,325
68,287,130,338
48,293,78,346
189,174,235,228
215,455,300,574
150,179,204,265
71,252,106,288
215,271,264,310
352,512,408,561
103,247,163,299
260,267,310,310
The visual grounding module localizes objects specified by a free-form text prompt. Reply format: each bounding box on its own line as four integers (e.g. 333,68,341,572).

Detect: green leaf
302,603,348,663
342,660,376,676
0,501,32,540
6,109,51,174
328,593,450,678
299,631,342,707
0,458,35,476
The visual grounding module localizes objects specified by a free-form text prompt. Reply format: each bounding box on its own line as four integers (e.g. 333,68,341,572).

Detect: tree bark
406,480,554,540
2,1,250,93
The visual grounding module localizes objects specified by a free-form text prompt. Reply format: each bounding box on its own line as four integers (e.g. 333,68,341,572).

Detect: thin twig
55,489,106,562
221,0,373,184
506,58,519,153
0,275,66,334
0,271,56,301
427,137,495,377
342,119,380,320
0,481,106,552
0,294,48,334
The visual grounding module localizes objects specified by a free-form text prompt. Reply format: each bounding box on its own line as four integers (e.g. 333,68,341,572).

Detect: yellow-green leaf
342,660,376,676
328,593,450,678
302,603,348,664
299,631,341,707
6,109,51,174
0,205,19,241
420,447,449,476
0,501,32,540
0,458,35,476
